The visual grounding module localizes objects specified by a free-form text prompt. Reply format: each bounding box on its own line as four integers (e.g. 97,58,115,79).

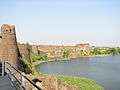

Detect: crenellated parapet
1,24,16,34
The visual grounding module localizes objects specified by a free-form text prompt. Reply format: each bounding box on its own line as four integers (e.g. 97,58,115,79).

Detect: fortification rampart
0,24,18,66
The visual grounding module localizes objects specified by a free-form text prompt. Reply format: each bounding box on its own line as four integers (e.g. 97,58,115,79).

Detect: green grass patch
57,75,104,90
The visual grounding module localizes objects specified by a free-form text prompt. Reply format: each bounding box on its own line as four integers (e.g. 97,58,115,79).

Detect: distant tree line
90,47,120,55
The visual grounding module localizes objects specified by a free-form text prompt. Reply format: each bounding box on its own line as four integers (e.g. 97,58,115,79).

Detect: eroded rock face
0,24,18,66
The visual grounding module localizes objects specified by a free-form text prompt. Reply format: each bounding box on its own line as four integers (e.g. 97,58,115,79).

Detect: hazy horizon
0,0,120,47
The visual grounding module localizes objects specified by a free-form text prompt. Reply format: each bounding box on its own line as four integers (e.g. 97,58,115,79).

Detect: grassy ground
57,75,104,90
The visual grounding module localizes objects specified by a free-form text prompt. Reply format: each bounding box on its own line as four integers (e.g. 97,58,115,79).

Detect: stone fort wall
0,24,18,66
0,24,91,66
17,43,31,63
0,24,31,66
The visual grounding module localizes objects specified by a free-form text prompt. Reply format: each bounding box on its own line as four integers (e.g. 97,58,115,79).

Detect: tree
31,53,48,62
62,50,69,58
116,47,120,54
108,48,118,55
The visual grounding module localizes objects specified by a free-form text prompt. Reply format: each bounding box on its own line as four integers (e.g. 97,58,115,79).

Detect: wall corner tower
0,24,18,66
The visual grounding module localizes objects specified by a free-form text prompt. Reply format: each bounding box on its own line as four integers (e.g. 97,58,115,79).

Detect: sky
0,0,120,47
